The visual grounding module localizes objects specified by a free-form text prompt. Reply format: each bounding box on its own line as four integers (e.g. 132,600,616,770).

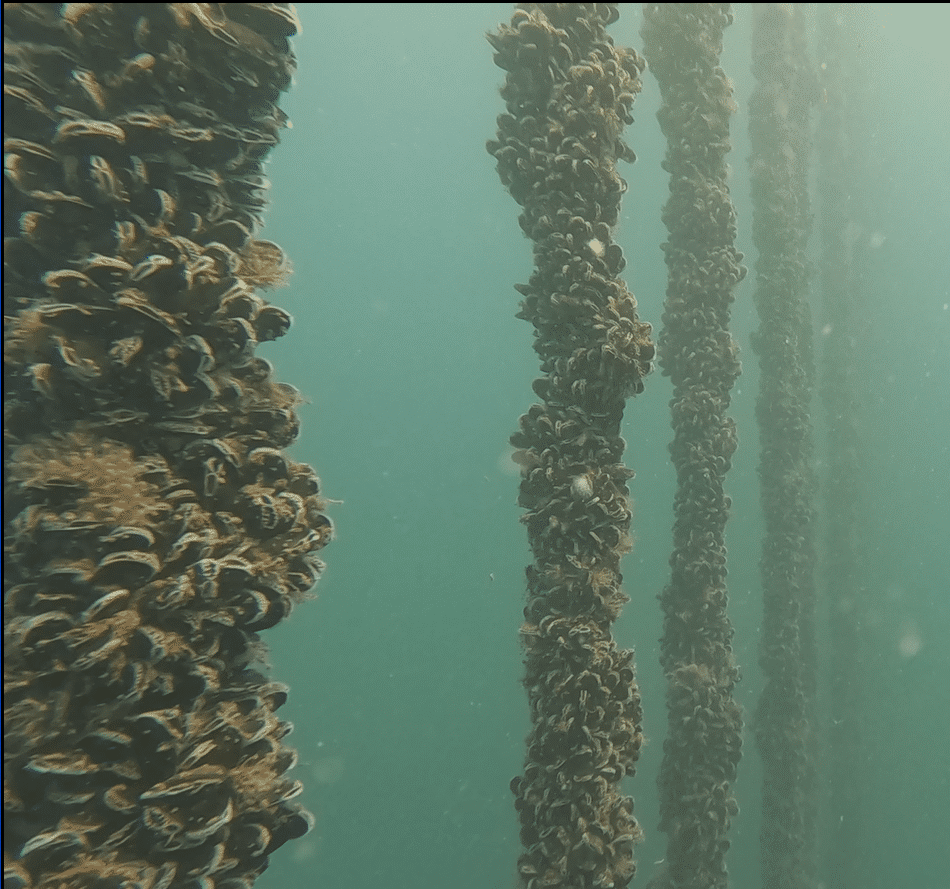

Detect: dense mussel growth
487,4,654,887
4,5,329,888
639,5,745,889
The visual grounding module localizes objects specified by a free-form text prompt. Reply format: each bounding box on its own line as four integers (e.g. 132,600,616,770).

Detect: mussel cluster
4,5,327,888
748,5,818,887
639,5,745,888
487,5,653,887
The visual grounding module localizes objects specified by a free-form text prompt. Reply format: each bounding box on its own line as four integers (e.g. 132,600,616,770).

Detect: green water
254,5,950,887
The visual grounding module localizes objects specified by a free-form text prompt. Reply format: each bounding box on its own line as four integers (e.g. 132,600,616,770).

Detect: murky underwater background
250,5,949,888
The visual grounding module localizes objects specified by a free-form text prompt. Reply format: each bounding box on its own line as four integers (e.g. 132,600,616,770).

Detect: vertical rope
815,7,865,886
487,5,654,886
4,5,327,887
639,5,745,888
748,5,818,887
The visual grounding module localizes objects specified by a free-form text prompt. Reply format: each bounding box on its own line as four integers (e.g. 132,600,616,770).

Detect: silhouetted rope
640,5,745,888
748,5,819,887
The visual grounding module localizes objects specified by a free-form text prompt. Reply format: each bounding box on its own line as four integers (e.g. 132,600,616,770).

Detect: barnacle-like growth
4,4,327,887
488,5,653,887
